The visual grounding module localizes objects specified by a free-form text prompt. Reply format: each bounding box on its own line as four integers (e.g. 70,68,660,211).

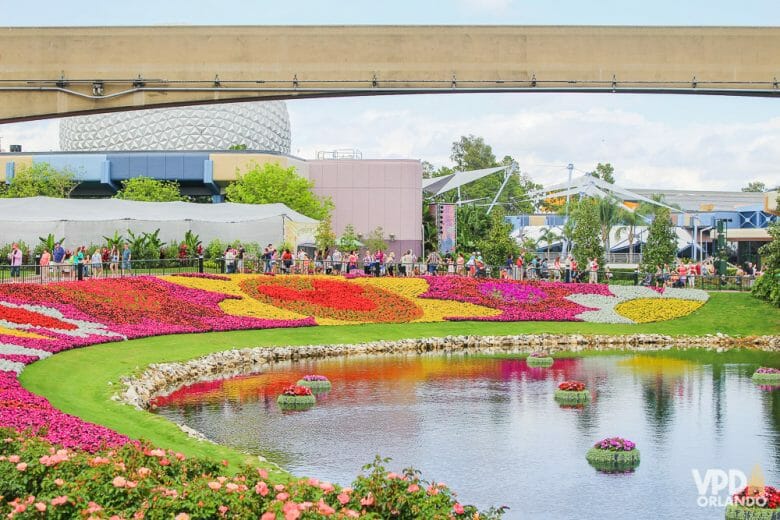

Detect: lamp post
561,163,574,258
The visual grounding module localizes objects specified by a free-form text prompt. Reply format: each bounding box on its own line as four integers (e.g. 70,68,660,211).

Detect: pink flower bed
420,276,613,322
0,371,130,452
0,277,315,451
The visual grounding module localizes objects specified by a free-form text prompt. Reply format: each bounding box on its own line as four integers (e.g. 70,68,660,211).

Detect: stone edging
120,333,780,411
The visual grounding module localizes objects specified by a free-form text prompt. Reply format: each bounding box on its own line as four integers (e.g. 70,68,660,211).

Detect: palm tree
597,196,622,253
615,207,648,264
538,226,560,256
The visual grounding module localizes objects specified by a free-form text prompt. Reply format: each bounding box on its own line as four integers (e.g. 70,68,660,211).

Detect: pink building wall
307,159,423,256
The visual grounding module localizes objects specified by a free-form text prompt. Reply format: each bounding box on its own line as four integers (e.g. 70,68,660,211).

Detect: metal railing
0,257,756,292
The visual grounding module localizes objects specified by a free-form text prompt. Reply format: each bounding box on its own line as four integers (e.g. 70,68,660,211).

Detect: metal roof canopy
531,174,678,211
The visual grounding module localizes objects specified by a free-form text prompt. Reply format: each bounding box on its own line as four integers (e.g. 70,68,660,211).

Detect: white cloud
0,120,60,153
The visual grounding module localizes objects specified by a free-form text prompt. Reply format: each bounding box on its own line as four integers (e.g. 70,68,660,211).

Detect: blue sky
1,0,779,190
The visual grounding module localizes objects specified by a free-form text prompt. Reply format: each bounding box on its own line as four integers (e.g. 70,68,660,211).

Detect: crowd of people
5,242,134,281
4,240,765,289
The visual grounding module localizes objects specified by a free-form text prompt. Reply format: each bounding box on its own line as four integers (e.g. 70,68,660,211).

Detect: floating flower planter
296,374,332,393
554,381,590,404
527,352,554,367
277,385,316,410
752,368,780,386
726,485,780,519
586,437,640,472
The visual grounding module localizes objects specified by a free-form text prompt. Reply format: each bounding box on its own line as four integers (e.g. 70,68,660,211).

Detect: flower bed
554,381,591,404
586,437,640,471
726,485,780,519
276,385,316,409
0,428,501,519
527,352,554,367
295,374,332,392
752,368,780,385
614,298,704,323
239,276,424,323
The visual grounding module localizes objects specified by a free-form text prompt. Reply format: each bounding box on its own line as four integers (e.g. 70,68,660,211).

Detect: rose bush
0,430,505,519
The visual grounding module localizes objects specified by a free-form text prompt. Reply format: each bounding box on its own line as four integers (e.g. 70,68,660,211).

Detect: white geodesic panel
59,101,290,153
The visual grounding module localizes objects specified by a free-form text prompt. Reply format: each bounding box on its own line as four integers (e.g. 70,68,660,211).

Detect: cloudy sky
1,0,779,190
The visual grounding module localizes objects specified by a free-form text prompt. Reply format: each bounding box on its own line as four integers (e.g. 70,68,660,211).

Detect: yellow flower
615,298,704,323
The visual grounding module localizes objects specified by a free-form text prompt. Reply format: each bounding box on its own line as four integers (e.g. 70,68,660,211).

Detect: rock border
120,333,780,411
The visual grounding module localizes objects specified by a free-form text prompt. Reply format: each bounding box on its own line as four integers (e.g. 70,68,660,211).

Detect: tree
538,226,560,255
422,206,439,254
364,227,388,252
225,162,333,220
641,208,678,272
753,215,780,306
742,181,767,193
597,196,622,253
338,224,361,251
588,163,615,183
314,214,337,253
436,135,535,214
456,204,489,251
615,207,647,264
114,176,184,202
571,198,604,271
102,231,125,250
0,162,78,198
478,208,519,266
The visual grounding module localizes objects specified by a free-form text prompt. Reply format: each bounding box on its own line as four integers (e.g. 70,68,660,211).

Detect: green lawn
19,291,780,473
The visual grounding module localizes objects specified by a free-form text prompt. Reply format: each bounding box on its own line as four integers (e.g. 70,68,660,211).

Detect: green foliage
364,226,388,252
225,162,333,220
38,233,65,253
526,356,554,367
102,231,125,250
183,230,201,254
742,181,767,192
753,217,780,306
125,229,165,260
615,208,648,263
478,208,519,266
0,162,78,198
726,505,780,520
228,143,248,150
338,224,361,251
588,163,616,184
205,239,225,260
537,227,560,254
114,176,184,202
641,208,678,272
457,204,489,250
314,214,337,253
571,198,604,270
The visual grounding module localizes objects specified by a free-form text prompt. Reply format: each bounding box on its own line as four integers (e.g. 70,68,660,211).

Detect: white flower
0,343,51,359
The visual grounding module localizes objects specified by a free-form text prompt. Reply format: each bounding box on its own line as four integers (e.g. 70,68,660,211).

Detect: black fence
0,257,758,292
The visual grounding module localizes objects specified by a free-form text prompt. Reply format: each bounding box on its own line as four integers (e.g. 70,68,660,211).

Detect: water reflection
154,351,780,520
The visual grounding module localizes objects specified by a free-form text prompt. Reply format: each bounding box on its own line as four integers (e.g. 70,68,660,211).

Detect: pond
152,351,780,519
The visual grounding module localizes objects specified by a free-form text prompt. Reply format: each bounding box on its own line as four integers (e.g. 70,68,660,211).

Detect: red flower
558,381,586,391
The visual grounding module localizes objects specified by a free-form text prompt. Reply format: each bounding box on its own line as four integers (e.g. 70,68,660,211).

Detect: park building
0,102,423,256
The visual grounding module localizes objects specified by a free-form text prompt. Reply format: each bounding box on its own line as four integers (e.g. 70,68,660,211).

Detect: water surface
154,351,780,519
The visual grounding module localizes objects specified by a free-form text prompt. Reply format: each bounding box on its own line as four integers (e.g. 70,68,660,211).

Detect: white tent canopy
530,174,678,211
422,166,509,197
0,197,318,249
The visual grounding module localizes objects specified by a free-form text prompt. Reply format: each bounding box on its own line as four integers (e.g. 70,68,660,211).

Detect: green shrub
753,273,780,307
526,356,554,367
